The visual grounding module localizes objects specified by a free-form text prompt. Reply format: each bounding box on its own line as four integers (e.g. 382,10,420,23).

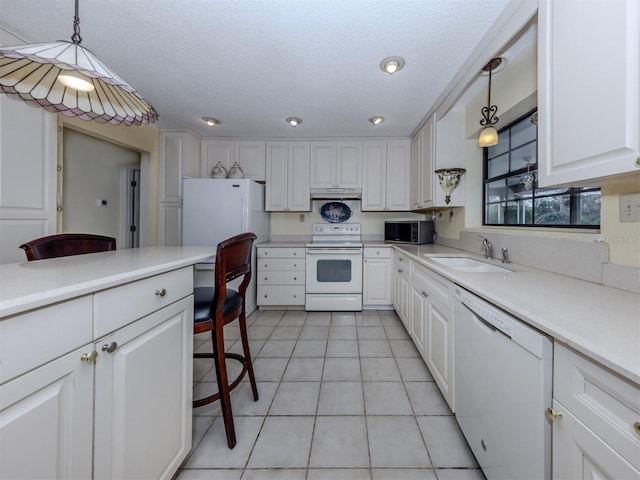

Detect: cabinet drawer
259,258,305,271
364,246,391,259
554,342,640,470
0,296,93,384
412,262,453,309
394,250,410,268
258,286,305,305
94,267,193,338
258,270,305,285
258,247,304,259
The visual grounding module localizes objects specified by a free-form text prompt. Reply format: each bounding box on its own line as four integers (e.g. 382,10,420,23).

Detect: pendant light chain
71,0,82,44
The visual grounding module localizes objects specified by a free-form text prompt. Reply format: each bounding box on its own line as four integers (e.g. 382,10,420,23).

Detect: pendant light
0,0,158,126
478,58,502,147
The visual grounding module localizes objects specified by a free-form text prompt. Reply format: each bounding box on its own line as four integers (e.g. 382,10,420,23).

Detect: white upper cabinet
234,141,266,181
411,111,465,209
538,0,640,186
200,139,234,178
310,141,362,188
265,141,310,211
160,131,200,202
362,140,411,211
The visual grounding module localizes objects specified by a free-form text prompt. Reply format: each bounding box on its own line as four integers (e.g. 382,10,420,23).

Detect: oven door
305,247,363,294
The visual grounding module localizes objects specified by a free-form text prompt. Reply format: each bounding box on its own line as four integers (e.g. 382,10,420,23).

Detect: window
483,110,600,228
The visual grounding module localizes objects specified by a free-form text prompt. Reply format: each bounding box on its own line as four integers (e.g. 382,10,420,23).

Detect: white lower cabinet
363,246,392,307
0,343,94,479
257,247,305,306
94,296,192,480
551,343,640,479
412,263,454,411
0,268,194,480
392,250,411,329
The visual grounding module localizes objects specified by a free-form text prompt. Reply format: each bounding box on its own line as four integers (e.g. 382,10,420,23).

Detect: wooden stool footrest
193,352,248,408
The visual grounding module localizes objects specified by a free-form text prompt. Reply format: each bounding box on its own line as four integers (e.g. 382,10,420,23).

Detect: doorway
61,129,141,248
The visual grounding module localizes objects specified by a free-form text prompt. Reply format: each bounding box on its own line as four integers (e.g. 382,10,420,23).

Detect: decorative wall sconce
434,168,466,204
0,0,157,125
478,57,503,147
521,160,536,191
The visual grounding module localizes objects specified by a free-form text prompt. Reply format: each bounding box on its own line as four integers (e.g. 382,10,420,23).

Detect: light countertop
394,244,640,385
0,247,215,318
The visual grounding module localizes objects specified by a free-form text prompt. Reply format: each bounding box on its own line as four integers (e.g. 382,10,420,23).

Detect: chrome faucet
501,246,510,264
477,235,493,259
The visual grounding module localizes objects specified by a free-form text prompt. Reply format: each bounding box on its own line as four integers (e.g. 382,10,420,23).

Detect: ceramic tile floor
177,310,485,480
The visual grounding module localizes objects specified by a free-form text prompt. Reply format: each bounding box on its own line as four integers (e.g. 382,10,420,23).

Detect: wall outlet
299,213,305,222
619,193,640,222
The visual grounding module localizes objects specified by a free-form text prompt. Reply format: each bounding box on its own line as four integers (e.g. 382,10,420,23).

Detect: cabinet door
363,257,392,306
0,344,94,480
94,297,193,480
287,142,311,211
362,141,387,211
420,115,435,207
235,141,265,181
552,400,640,480
336,141,362,187
425,295,454,411
201,140,233,177
386,140,411,211
310,142,337,188
409,277,427,356
410,133,422,209
538,0,640,186
265,142,288,211
159,202,182,246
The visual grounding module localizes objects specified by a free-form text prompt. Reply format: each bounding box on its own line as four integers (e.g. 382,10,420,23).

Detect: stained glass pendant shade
0,1,157,126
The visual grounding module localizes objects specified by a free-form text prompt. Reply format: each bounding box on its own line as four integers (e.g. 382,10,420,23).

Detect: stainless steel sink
425,256,514,273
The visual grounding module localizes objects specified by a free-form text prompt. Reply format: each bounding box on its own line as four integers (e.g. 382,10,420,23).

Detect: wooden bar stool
192,232,258,449
20,233,116,260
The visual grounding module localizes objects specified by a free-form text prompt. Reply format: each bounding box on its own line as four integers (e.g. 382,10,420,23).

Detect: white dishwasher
453,287,553,480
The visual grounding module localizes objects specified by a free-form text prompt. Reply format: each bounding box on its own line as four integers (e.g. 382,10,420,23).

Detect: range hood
310,188,362,200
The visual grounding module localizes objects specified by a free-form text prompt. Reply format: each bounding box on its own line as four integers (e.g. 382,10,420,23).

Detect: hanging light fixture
0,0,157,126
478,57,502,147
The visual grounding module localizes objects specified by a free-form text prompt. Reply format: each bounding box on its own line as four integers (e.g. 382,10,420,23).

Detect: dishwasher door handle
461,301,512,339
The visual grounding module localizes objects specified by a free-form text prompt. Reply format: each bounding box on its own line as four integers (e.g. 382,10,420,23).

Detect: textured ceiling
0,0,513,138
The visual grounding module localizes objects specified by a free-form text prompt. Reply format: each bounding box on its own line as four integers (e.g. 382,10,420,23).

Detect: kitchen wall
270,201,426,241
438,36,640,269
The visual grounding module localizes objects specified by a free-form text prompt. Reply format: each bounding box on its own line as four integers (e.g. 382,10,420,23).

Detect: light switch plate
619,193,640,222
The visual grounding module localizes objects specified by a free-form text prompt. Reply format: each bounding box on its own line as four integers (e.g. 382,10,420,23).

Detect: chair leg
212,320,237,449
238,310,259,401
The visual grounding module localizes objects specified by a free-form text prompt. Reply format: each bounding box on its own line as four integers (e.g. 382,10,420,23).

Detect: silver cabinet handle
80,351,98,364
155,288,167,297
102,342,118,353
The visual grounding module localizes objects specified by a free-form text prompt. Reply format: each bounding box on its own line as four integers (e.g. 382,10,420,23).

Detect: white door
0,345,94,479
93,298,193,480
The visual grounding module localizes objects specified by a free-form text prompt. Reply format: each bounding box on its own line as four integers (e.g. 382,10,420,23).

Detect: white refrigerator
182,178,269,314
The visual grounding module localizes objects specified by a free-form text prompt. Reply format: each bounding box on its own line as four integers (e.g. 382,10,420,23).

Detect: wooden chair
20,233,117,261
192,232,258,449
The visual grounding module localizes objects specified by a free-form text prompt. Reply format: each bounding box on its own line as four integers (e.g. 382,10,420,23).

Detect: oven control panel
312,223,360,235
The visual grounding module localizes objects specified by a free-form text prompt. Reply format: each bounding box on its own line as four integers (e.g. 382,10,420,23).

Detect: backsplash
437,230,640,294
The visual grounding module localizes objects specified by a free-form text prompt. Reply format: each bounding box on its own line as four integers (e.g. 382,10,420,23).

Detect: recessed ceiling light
202,117,220,127
380,56,405,75
286,117,302,127
369,116,385,125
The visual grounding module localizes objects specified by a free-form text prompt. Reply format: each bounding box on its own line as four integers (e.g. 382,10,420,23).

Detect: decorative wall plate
320,201,352,223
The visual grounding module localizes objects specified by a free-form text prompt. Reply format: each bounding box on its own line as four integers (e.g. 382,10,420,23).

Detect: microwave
384,220,435,245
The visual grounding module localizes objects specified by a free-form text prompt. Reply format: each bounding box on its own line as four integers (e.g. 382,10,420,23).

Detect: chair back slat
20,233,116,261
